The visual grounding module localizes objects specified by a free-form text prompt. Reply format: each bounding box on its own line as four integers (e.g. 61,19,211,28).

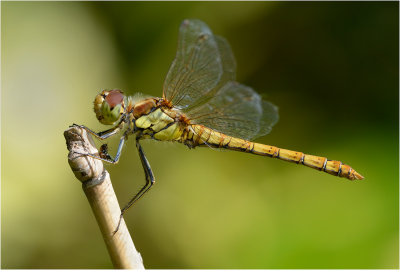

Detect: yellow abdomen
184,124,363,181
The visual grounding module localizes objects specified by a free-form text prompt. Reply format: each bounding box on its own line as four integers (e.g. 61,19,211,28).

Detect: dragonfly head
93,89,126,125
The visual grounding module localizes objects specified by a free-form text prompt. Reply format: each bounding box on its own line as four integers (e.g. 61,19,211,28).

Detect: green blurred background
2,2,398,268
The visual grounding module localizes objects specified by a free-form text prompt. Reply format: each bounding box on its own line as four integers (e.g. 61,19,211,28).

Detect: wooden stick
64,126,144,269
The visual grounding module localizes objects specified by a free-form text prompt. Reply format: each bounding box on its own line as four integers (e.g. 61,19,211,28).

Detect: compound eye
105,90,124,108
93,89,126,125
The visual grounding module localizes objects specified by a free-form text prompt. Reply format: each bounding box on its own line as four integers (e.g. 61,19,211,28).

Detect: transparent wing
164,19,279,140
214,35,236,86
180,35,237,113
163,19,223,108
187,81,279,140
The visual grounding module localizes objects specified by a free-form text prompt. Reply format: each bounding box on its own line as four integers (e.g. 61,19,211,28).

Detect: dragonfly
73,19,363,232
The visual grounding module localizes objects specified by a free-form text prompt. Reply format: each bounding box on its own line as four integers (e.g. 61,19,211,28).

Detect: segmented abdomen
184,125,363,180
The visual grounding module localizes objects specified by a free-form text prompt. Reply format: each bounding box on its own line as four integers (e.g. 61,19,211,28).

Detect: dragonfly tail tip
353,171,364,180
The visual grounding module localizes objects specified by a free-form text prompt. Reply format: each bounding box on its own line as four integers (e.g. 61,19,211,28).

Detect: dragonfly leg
113,139,155,235
79,135,126,164
71,120,124,140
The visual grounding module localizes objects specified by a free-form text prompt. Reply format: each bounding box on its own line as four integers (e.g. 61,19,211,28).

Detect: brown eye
106,90,124,108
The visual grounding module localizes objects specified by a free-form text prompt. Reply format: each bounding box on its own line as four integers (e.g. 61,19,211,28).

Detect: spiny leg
71,117,125,140
125,139,156,208
113,138,155,235
78,135,126,164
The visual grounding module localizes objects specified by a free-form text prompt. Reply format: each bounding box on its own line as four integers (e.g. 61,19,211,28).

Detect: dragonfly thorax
131,98,188,142
132,98,157,119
